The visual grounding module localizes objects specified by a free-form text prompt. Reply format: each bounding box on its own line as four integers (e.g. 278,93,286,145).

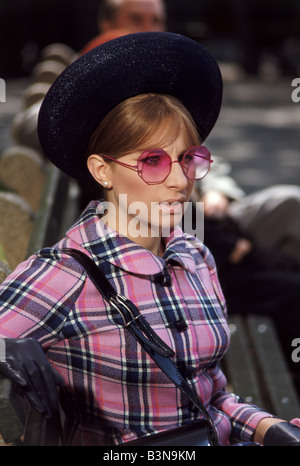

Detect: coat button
184,365,196,378
174,317,188,332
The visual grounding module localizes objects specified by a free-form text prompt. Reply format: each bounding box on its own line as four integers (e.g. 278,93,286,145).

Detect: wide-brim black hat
38,32,223,181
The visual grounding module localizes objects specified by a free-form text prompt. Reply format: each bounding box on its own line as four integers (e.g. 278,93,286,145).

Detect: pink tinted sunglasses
101,146,213,185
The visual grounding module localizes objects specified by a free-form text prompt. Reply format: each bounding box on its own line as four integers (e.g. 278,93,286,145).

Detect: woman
0,32,299,446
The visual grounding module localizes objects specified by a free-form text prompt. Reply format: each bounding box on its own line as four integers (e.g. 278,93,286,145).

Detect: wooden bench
0,192,34,271
223,314,300,420
0,144,79,274
0,162,79,446
0,374,63,446
0,145,46,212
26,163,79,256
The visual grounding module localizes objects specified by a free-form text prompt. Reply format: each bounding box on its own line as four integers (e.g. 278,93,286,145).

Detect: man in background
81,0,166,54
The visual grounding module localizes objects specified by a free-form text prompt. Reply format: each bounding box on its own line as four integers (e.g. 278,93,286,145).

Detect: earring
103,181,108,187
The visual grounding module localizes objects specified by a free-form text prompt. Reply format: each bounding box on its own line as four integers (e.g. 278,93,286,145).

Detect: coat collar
66,201,203,276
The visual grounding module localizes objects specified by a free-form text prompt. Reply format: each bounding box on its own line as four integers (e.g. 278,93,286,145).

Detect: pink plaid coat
0,201,271,445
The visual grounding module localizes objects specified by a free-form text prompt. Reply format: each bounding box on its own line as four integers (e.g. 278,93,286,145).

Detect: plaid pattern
0,201,270,445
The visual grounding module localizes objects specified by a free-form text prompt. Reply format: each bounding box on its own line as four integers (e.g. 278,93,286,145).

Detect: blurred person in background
187,165,300,390
81,0,166,54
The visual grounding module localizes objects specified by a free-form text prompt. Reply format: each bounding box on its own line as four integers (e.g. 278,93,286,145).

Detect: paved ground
0,78,30,154
1,75,299,195
207,77,300,195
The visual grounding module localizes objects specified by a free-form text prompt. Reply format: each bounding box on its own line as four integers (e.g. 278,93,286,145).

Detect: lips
160,197,186,205
158,199,185,214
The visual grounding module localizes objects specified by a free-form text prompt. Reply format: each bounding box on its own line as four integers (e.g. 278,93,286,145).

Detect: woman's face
103,132,195,239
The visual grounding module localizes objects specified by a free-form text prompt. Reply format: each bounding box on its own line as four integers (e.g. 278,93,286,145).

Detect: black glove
0,338,65,418
264,421,300,446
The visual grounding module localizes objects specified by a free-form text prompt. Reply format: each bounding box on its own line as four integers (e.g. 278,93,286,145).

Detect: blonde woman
0,32,299,446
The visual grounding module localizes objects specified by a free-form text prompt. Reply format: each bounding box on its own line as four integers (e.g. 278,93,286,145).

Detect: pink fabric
0,201,278,445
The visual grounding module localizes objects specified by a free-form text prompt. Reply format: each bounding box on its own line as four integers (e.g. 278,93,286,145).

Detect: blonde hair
87,93,201,159
85,93,201,200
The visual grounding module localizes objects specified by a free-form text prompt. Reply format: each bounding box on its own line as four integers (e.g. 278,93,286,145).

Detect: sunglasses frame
101,145,213,185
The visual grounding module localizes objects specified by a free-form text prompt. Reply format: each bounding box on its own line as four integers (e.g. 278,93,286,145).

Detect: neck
131,233,165,257
101,207,166,257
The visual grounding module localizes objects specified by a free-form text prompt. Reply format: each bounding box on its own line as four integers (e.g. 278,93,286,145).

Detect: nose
165,160,189,190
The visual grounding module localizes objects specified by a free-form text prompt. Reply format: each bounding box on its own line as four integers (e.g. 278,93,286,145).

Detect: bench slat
26,164,73,255
0,375,26,444
225,315,265,408
246,315,300,420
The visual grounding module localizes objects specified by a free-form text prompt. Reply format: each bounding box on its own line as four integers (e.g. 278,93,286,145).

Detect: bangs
86,93,201,159
122,94,201,152
138,113,200,151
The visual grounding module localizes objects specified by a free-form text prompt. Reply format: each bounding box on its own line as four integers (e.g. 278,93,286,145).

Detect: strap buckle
110,294,139,327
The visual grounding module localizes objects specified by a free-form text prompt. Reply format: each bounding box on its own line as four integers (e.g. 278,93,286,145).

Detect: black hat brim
38,32,223,181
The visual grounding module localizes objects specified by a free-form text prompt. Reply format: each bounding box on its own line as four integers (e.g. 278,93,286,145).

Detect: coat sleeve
209,368,274,444
0,248,86,348
197,241,274,443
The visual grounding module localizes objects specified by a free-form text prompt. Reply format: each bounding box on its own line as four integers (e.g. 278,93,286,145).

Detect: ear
87,154,112,189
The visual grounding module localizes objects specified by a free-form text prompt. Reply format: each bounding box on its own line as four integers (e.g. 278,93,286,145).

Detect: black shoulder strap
61,248,219,446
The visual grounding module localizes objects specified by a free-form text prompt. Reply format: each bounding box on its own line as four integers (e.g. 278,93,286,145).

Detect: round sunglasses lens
184,147,211,180
139,151,170,184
